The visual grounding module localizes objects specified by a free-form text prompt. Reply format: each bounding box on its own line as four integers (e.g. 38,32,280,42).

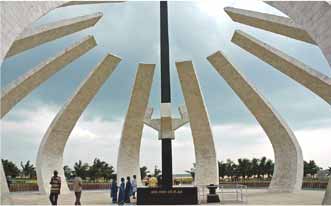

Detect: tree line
1,158,160,181
2,159,36,179
218,157,274,180
187,157,329,180
64,158,115,181
1,158,116,181
217,157,328,180
2,157,329,181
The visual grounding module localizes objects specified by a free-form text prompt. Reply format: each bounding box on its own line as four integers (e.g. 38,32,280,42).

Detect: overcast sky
1,1,331,174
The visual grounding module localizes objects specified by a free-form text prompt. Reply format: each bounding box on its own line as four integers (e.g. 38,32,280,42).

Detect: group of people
49,170,83,205
144,175,159,187
48,171,161,205
110,175,137,205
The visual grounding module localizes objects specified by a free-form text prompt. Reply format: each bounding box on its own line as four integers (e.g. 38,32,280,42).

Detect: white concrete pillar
0,0,122,200
207,51,303,192
117,64,155,185
6,12,102,58
0,163,11,204
323,177,331,205
231,30,331,104
1,36,97,118
0,1,66,60
224,7,315,44
176,61,219,186
0,1,119,60
266,1,331,67
36,53,121,194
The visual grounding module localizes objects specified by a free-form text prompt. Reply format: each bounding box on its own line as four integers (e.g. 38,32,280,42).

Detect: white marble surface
116,64,155,185
224,7,315,44
208,51,303,192
232,30,331,104
266,1,331,67
1,36,97,118
36,54,121,194
176,61,219,186
6,12,102,58
323,177,331,205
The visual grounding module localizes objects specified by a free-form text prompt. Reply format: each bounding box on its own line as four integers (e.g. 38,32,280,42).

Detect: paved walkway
245,189,324,205
6,189,325,205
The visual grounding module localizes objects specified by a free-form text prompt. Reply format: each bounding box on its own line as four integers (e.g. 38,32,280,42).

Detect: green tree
20,160,36,179
250,158,259,178
2,159,20,178
88,158,114,181
225,159,236,180
74,160,89,180
218,161,226,179
140,166,149,180
265,159,274,178
153,165,161,177
89,158,105,180
304,160,321,177
63,165,73,180
102,164,115,181
237,158,251,179
258,157,267,178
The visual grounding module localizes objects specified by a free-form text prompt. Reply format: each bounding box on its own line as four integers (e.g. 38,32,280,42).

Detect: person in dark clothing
124,176,132,203
111,178,118,203
118,178,125,205
157,175,163,187
49,170,61,205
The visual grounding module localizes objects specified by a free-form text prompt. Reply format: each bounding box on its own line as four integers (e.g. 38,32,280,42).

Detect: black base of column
137,187,198,205
207,194,220,203
161,138,173,188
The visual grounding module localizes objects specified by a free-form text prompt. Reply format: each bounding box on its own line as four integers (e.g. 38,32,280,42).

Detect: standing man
49,170,61,205
124,176,132,203
118,177,125,205
110,177,118,203
73,175,83,205
131,175,137,199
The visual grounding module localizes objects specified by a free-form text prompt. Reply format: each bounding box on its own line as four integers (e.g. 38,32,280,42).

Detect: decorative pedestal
137,186,198,205
206,184,220,203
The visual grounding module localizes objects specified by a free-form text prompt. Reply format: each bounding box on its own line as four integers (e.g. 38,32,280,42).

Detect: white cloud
1,102,331,174
141,122,331,172
295,127,331,168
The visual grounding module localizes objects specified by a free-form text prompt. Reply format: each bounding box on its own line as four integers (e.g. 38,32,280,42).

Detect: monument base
207,194,220,203
137,186,198,205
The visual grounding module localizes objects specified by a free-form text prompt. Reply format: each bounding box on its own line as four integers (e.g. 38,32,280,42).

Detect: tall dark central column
160,1,173,189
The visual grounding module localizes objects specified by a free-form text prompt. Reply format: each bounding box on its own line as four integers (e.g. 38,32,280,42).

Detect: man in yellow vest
148,175,158,188
49,170,61,205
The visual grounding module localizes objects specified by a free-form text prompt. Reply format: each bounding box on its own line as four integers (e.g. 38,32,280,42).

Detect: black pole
160,1,173,189
160,1,171,103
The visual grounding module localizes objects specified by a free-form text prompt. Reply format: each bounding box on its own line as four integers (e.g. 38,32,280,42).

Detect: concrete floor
245,189,324,205
5,189,325,205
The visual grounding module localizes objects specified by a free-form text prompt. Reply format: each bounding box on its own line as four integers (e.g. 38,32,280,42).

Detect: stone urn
206,184,220,203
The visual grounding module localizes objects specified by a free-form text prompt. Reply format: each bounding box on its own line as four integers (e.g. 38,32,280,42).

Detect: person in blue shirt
124,176,132,203
118,177,125,205
110,178,118,203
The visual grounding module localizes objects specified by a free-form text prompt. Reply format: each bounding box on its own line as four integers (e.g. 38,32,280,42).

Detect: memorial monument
0,1,330,205
136,1,199,204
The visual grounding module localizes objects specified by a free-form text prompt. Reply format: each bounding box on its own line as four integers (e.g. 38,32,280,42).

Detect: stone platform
137,186,198,205
4,188,325,205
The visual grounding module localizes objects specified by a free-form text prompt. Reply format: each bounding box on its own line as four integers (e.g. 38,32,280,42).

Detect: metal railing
197,184,248,204
218,184,247,204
